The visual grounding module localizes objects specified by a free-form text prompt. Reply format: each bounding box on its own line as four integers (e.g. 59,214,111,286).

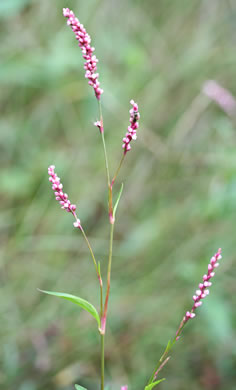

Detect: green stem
101,333,105,390
97,98,113,390
101,221,114,335
147,348,170,385
147,318,186,386
80,225,104,325
111,154,125,188
100,274,103,318
107,222,114,288
80,226,98,274
102,131,111,188
98,100,110,188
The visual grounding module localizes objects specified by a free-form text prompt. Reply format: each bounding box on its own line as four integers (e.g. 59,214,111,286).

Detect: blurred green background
0,0,236,389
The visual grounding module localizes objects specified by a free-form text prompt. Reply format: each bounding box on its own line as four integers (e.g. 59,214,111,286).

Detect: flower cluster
48,165,81,229
184,248,222,322
122,100,140,154
63,8,103,100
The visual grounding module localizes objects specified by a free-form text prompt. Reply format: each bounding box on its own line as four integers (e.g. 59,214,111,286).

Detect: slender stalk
102,132,111,188
80,225,104,323
98,100,110,188
101,333,105,390
97,98,113,390
75,216,105,390
107,223,114,286
81,223,105,390
100,280,103,317
102,222,114,333
111,154,125,188
80,226,98,274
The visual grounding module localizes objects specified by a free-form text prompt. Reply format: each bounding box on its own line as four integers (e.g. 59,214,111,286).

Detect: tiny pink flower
73,219,81,229
63,8,103,100
185,311,195,319
194,302,202,307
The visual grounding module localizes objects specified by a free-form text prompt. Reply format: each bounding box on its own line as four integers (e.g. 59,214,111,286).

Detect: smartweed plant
39,7,222,390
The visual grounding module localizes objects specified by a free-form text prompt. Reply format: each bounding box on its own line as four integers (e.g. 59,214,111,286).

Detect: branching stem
147,319,186,385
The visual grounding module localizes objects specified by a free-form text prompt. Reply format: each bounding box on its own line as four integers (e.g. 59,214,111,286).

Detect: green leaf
38,289,100,328
75,385,87,390
145,378,165,390
113,183,123,217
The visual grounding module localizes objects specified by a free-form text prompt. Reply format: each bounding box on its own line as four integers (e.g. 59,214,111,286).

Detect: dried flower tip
122,100,140,154
94,120,103,133
63,8,103,100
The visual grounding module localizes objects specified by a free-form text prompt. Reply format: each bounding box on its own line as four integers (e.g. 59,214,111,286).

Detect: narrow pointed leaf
162,339,172,357
113,183,123,217
98,261,101,277
75,385,87,390
38,289,100,327
145,378,165,390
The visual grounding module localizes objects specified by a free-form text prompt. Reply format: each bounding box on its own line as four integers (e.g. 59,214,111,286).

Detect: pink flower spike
182,249,222,327
63,8,103,100
121,386,128,390
122,100,140,155
48,165,81,227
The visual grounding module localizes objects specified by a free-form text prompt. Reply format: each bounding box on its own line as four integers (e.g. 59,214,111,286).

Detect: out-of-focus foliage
0,0,236,389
